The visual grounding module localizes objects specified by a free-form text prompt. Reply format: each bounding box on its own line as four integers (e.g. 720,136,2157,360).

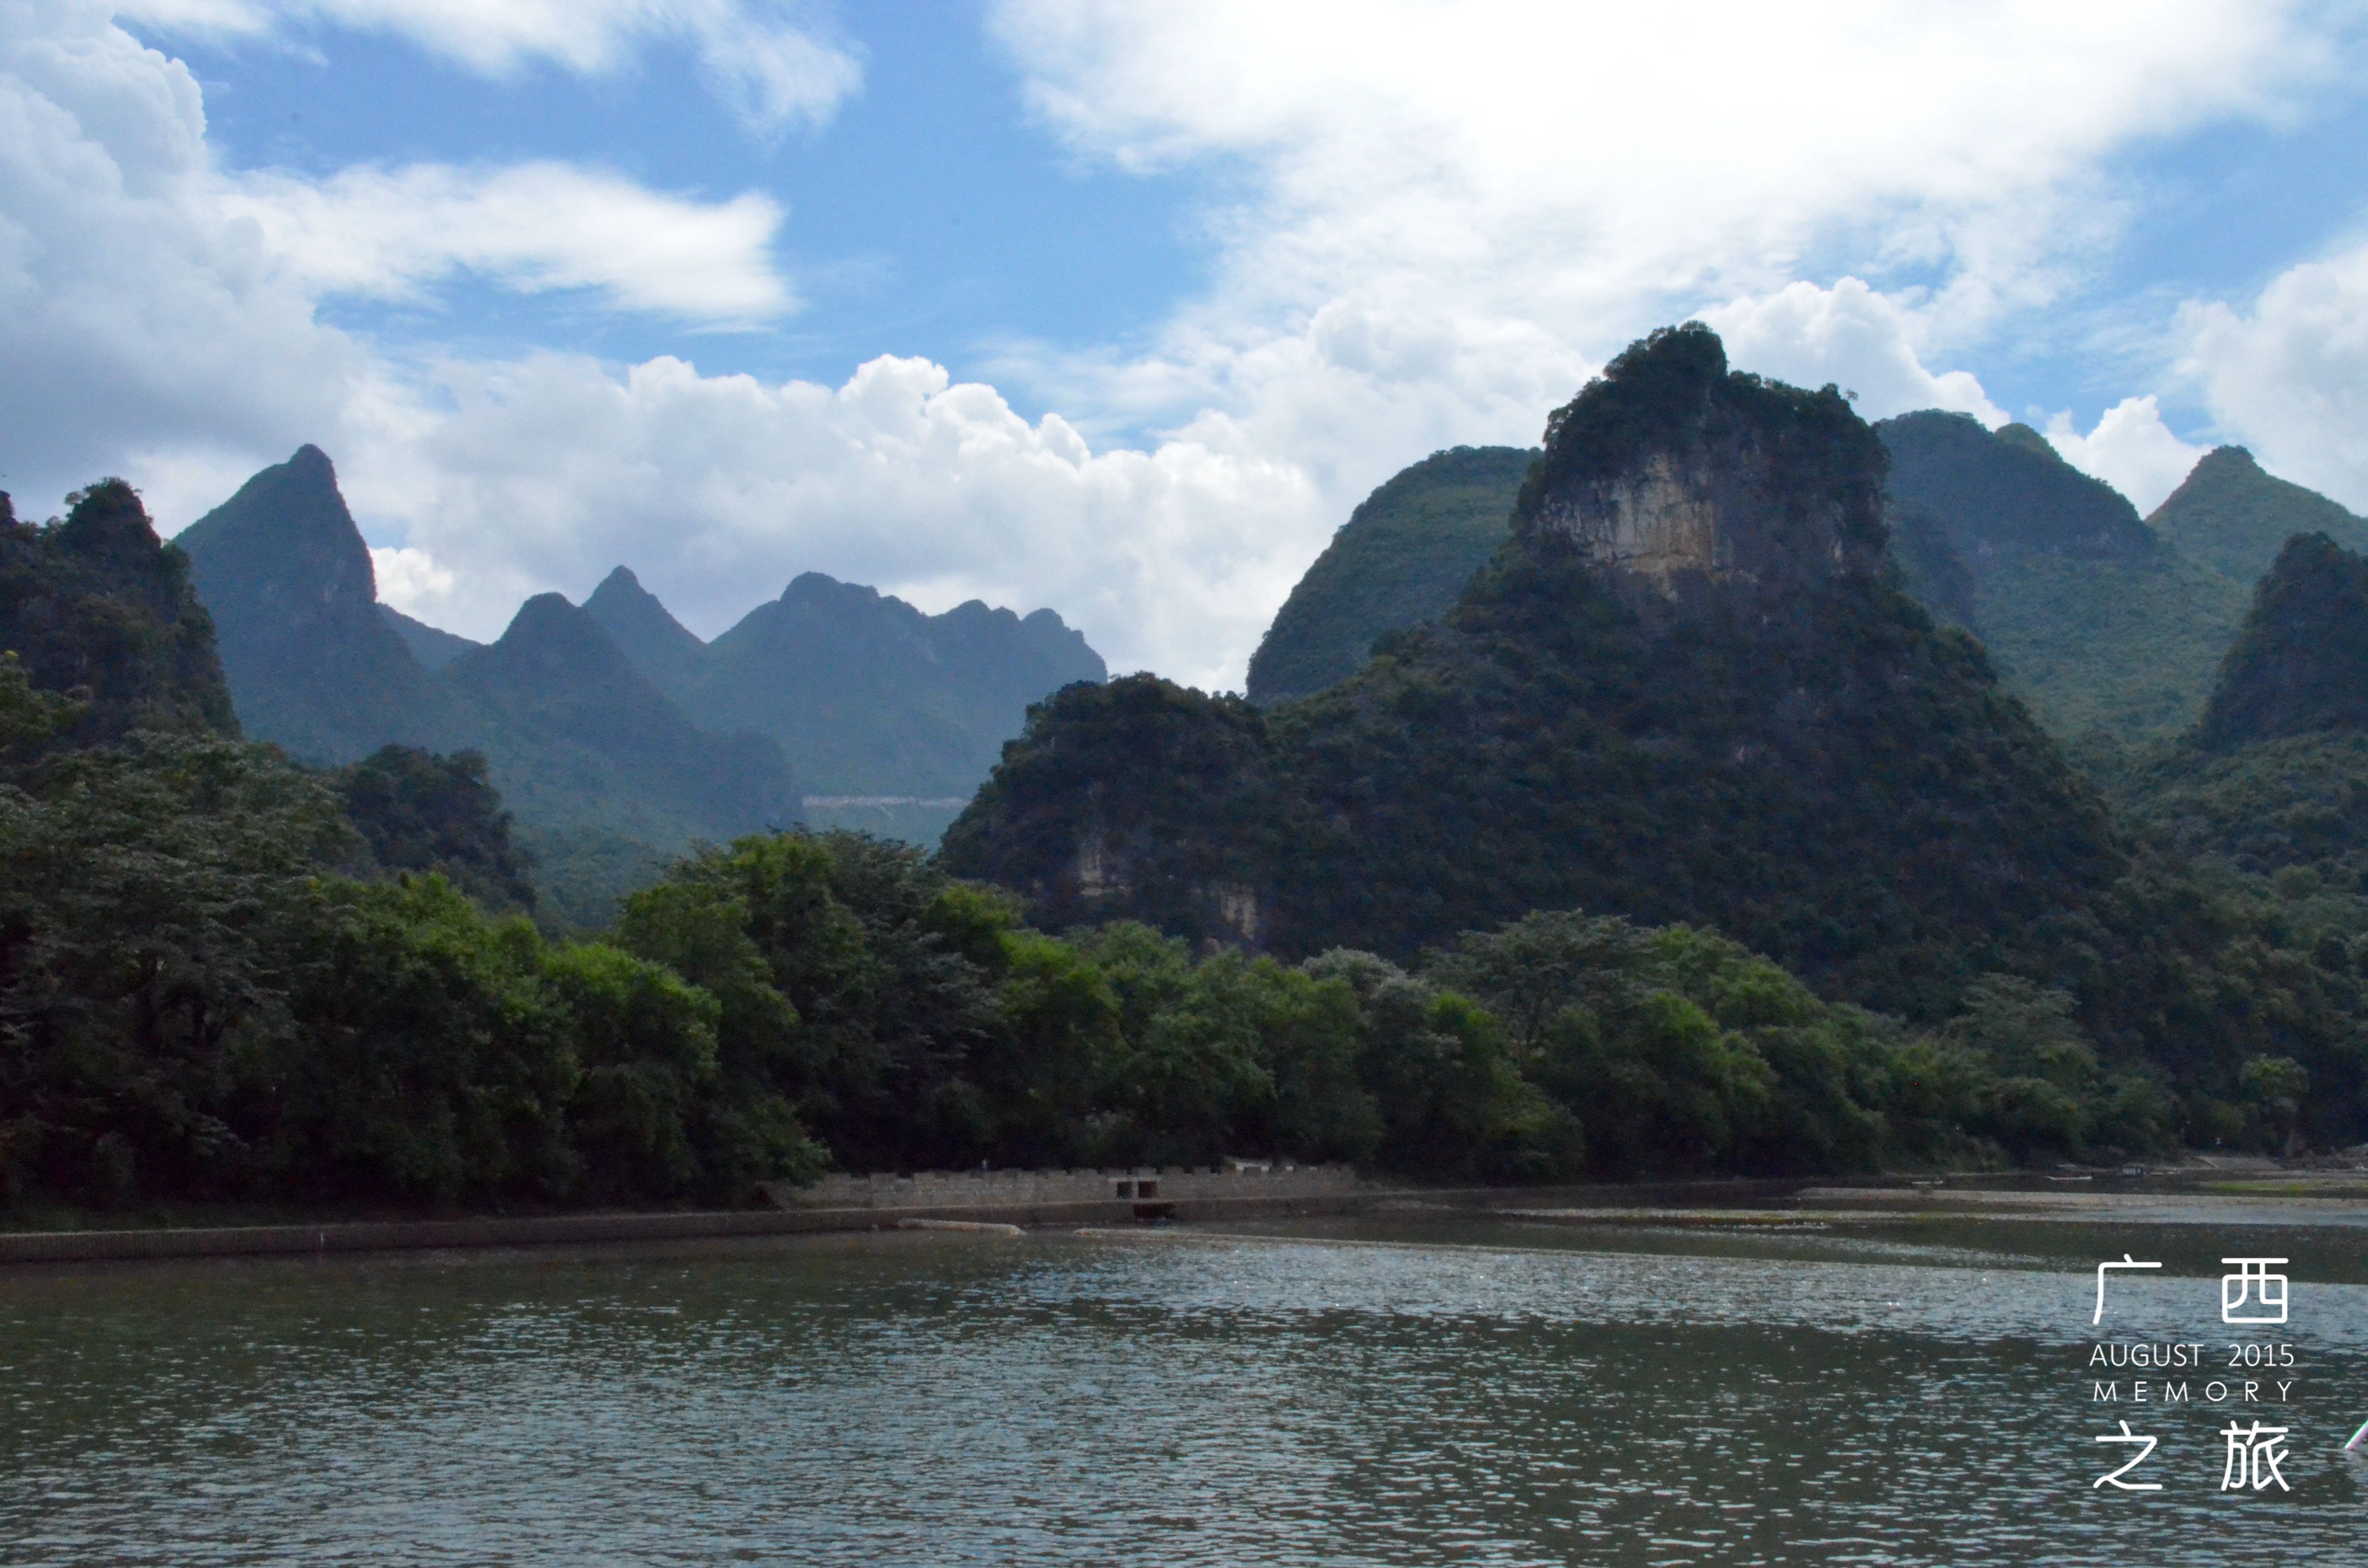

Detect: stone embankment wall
0,1166,1377,1265
761,1164,1364,1211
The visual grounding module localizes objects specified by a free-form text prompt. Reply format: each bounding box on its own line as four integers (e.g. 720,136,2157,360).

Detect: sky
7,1,2368,690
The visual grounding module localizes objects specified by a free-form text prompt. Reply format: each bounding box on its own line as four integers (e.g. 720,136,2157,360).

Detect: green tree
0,734,351,1203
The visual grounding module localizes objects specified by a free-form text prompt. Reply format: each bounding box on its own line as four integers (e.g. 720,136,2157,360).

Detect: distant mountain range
583,563,1104,798
172,446,1106,868
1244,409,2368,745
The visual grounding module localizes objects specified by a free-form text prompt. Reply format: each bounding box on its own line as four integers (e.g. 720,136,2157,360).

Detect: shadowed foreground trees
0,664,2210,1212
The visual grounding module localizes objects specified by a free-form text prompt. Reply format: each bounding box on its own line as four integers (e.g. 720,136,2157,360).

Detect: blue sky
175,2,1211,396
7,2,2368,687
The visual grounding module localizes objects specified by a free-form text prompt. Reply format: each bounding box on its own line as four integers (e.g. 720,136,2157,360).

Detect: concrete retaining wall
0,1183,1382,1266
760,1164,1366,1210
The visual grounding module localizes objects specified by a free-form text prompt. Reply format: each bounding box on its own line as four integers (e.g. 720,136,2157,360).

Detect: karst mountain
1244,398,2366,749
169,444,1106,862
945,323,2125,1021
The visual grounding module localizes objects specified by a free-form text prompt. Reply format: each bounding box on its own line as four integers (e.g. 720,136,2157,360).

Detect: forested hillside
6,481,2167,1207
2195,533,2368,751
7,429,2360,1217
0,483,239,747
441,593,798,845
946,326,2368,1149
2149,446,2368,584
1249,409,2367,746
175,447,459,761
950,327,2124,1018
1861,413,2247,739
679,572,1106,797
1246,445,1534,704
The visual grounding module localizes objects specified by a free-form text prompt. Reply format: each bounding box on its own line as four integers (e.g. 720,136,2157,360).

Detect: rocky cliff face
1515,323,1886,607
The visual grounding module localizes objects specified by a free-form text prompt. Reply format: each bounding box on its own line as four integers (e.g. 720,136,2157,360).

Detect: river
4,1211,2364,1564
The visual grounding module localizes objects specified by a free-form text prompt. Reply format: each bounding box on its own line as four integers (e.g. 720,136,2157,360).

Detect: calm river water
5,1212,2366,1565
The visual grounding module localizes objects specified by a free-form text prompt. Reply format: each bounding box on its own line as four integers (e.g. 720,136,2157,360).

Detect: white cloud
334,352,1322,691
2043,396,2208,514
0,3,1310,693
117,0,863,132
222,162,794,322
976,0,2336,597
1704,279,2007,426
0,0,364,511
993,0,2319,345
370,543,455,616
2180,239,2368,514
17,0,2368,701
0,3,797,517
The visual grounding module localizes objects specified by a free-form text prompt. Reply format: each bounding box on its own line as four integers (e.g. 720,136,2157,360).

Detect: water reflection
3,1218,2361,1565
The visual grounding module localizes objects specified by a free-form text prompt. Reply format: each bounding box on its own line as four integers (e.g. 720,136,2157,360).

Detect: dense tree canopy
16,349,2368,1215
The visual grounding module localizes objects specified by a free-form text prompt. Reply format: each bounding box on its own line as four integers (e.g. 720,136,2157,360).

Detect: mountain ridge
2147,445,2368,584
175,446,460,760
947,324,2123,1022
172,445,1109,855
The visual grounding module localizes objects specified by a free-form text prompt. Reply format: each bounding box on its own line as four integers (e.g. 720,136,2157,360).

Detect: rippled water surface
6,1214,2368,1565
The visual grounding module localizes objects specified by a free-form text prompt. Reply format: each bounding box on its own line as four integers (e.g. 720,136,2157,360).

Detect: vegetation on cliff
950,327,2124,1021
1247,408,2366,748
945,328,2368,1149
1246,445,1534,705
2148,445,2368,585
0,481,2210,1211
678,571,1107,799
175,446,457,762
1875,411,2247,740
175,447,1106,859
18,334,2368,1209
0,482,238,748
2195,533,2368,750
334,745,539,915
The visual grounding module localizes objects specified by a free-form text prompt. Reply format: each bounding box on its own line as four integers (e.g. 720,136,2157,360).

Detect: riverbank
9,1161,2368,1264
0,1186,1402,1265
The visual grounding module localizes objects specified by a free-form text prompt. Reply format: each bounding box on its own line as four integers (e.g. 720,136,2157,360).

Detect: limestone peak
1514,323,1886,600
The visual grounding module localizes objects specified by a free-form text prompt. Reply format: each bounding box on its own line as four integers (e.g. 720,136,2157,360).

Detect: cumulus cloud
1704,280,2007,426
117,0,863,132
369,544,455,616
0,3,1322,692
0,1,364,510
222,162,794,322
0,3,797,512
2036,400,2197,516
16,1,2368,697
2180,239,2368,513
2043,396,2208,514
980,0,2332,566
335,353,1322,690
993,0,2317,342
